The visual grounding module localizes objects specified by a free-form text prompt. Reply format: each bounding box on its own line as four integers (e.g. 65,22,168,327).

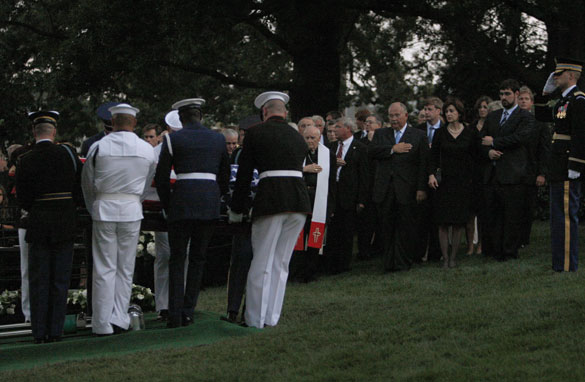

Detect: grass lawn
2,220,585,381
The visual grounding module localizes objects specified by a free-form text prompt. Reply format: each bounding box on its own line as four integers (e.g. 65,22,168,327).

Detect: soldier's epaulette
16,149,34,164
573,91,585,99
18,149,34,159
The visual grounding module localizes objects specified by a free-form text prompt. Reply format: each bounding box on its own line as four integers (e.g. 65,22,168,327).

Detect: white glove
568,169,580,179
228,209,243,224
543,72,557,94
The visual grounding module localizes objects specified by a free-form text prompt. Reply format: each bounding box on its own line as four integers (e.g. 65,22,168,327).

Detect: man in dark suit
518,86,550,248
370,102,429,272
327,117,369,273
155,98,230,328
480,79,534,261
80,102,119,157
16,111,83,343
355,114,384,260
230,91,311,329
353,109,371,141
415,97,445,263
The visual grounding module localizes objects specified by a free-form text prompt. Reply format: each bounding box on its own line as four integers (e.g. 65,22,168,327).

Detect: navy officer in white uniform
230,91,311,329
81,103,156,336
155,98,230,328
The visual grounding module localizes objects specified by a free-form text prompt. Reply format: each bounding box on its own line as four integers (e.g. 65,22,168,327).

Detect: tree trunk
276,0,352,121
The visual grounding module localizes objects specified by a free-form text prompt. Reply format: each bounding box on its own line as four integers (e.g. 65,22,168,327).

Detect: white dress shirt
336,135,354,181
142,143,178,201
82,131,156,222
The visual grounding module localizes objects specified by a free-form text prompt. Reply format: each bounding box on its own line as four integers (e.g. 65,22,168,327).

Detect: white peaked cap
172,98,206,111
108,103,139,117
254,91,289,109
165,110,182,131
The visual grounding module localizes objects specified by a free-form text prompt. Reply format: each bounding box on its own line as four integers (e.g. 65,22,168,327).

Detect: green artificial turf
1,221,585,381
0,311,258,372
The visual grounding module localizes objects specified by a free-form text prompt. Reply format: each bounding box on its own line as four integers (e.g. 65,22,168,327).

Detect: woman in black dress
428,97,476,268
466,96,492,255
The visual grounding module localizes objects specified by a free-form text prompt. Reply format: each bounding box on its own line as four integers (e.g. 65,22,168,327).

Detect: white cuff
568,169,580,179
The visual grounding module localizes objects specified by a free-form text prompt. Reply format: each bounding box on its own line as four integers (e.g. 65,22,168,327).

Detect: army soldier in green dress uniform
535,57,585,272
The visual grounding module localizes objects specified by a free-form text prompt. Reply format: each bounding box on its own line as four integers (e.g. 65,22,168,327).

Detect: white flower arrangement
136,231,156,258
0,290,20,315
1,285,155,317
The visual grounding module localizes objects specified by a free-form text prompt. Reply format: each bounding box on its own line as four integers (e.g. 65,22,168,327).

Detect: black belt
35,192,73,201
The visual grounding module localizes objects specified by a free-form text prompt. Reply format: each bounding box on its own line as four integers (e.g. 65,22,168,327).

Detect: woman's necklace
448,122,463,135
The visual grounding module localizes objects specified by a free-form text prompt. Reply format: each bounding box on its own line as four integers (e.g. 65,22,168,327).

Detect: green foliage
0,0,579,148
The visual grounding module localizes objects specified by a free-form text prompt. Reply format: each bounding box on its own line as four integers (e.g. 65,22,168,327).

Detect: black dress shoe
220,312,238,323
166,321,181,329
182,316,193,327
112,324,127,335
46,336,62,343
157,309,169,322
34,338,45,344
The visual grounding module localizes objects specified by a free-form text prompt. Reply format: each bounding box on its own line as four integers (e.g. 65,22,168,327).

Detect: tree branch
4,20,66,40
159,60,291,90
243,17,291,54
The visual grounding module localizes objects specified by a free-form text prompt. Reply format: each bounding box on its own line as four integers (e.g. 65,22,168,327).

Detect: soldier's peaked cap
172,98,206,112
28,110,59,126
555,57,584,73
254,91,289,109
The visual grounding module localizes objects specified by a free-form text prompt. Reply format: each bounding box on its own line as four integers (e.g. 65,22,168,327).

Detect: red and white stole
295,143,330,250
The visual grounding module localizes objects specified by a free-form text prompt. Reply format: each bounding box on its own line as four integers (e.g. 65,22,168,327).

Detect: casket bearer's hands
228,207,243,224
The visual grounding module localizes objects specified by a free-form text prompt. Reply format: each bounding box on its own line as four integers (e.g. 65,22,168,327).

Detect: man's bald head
263,99,287,120
388,102,409,130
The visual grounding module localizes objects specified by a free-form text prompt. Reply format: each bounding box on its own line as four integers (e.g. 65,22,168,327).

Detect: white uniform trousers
91,220,141,334
245,212,306,328
18,228,30,322
153,232,189,312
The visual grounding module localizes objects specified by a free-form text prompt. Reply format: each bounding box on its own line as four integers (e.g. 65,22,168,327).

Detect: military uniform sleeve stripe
568,156,585,164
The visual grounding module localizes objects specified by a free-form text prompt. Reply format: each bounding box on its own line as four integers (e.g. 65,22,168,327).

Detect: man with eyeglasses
535,57,585,272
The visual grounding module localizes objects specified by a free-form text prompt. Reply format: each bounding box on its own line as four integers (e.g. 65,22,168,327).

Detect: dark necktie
500,110,509,126
336,141,343,159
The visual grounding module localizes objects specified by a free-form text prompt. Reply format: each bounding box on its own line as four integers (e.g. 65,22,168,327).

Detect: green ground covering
1,221,585,381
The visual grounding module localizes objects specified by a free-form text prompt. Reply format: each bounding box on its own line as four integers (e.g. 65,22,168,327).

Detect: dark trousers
83,225,93,315
416,191,441,262
168,220,215,325
550,181,581,271
483,183,526,260
520,185,538,246
356,203,374,259
327,203,356,273
379,192,418,272
226,232,253,315
28,239,74,340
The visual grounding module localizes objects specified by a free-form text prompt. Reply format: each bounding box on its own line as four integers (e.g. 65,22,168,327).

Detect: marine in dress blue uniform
16,111,83,343
535,57,585,272
155,98,230,327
